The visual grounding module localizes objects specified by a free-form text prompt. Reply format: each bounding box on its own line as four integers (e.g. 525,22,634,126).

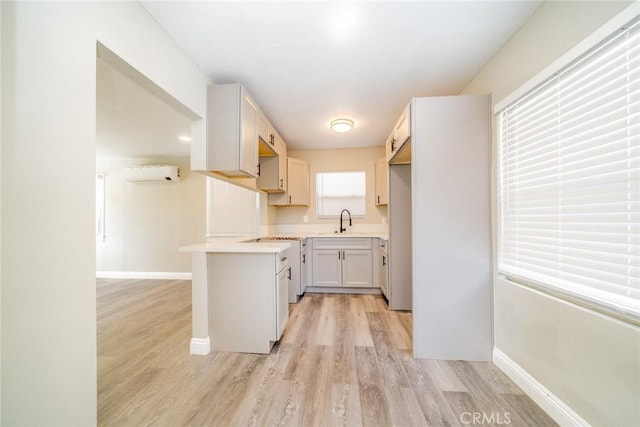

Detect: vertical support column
189,252,211,354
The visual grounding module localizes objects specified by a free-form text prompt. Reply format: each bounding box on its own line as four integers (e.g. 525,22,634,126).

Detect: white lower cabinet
379,240,389,298
208,250,289,354
276,264,289,338
342,250,373,287
311,238,373,288
312,250,342,286
301,240,309,291
285,240,302,304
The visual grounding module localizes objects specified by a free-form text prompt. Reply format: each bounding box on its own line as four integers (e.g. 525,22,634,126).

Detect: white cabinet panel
269,157,309,206
205,83,259,178
312,238,372,250
208,252,285,354
258,111,275,148
379,241,389,298
342,250,373,288
312,249,341,287
240,94,258,177
387,103,412,165
286,241,302,304
375,157,388,206
301,248,309,290
257,128,287,193
276,265,289,339
310,238,374,288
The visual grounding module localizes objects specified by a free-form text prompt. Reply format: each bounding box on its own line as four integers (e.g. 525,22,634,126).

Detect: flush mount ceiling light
330,118,354,133
178,135,191,142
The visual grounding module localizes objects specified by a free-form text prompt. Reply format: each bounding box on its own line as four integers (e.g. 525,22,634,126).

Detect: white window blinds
316,171,366,217
497,17,640,320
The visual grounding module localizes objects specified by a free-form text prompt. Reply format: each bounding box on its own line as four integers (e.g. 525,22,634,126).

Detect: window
96,173,105,241
497,17,639,321
316,171,366,217
207,177,259,236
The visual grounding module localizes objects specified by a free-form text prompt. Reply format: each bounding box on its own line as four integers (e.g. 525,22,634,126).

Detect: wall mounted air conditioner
122,165,181,182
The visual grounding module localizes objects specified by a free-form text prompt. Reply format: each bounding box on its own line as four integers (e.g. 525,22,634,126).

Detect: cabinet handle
391,139,396,152
257,163,261,176
280,178,283,188
302,254,306,263
377,195,380,204
343,250,346,259
270,134,275,145
338,251,341,260
281,256,288,261
383,255,386,266
287,267,291,280
288,195,292,204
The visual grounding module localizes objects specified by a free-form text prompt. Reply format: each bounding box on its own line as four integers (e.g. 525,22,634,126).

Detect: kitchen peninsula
180,238,292,354
180,232,391,355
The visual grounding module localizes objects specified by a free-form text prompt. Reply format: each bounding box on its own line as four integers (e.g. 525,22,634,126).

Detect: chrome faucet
339,209,352,233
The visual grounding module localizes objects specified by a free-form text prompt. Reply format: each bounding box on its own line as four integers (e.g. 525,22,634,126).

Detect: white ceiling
140,0,541,151
96,1,541,158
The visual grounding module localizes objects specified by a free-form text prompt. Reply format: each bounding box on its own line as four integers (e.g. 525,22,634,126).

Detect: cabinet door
276,266,289,339
276,134,287,191
258,112,275,148
375,157,388,206
301,248,309,291
379,252,389,297
287,157,309,206
385,130,397,163
342,250,373,288
240,91,259,177
395,103,411,148
268,157,309,206
312,250,341,287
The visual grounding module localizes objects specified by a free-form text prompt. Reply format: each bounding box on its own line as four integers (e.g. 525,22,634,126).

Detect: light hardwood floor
97,278,556,426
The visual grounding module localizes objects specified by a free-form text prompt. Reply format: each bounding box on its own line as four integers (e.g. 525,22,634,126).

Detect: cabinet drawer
312,237,372,250
278,250,289,272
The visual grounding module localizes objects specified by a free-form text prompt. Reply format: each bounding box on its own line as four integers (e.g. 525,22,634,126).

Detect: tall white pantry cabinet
389,95,492,362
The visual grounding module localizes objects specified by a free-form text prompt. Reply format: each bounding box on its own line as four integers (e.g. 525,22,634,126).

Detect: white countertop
180,232,388,254
179,237,291,253
262,232,389,240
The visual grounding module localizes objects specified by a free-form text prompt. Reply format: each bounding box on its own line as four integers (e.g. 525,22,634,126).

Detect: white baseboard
493,348,588,427
96,271,192,280
190,337,211,355
304,287,382,295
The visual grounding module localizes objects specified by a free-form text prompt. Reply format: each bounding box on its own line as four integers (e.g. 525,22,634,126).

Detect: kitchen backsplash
273,223,388,235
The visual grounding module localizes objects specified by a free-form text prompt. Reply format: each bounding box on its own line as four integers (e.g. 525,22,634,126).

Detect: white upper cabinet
275,133,287,191
257,130,287,193
269,157,309,206
205,83,259,178
375,157,388,206
395,103,411,148
258,111,276,150
386,103,412,164
256,107,289,193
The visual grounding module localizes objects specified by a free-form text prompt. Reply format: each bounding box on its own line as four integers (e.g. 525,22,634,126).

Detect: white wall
0,2,3,420
1,2,209,424
277,147,387,228
462,1,639,425
96,157,205,274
